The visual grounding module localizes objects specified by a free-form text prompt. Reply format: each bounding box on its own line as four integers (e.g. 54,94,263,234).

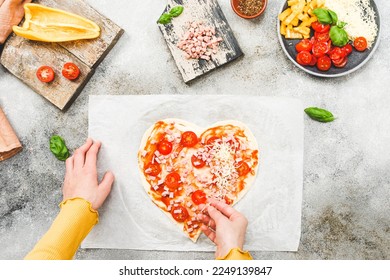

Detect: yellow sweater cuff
216,248,253,260
25,198,98,260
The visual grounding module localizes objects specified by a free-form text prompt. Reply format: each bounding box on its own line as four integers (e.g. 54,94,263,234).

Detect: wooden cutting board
158,0,243,83
0,0,123,110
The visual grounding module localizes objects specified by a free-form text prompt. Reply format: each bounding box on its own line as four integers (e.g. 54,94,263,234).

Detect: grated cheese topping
325,0,378,48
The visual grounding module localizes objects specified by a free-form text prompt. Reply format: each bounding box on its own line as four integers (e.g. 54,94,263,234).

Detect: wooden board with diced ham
138,119,259,242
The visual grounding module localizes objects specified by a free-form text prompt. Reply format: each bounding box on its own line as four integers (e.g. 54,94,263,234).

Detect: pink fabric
0,107,22,161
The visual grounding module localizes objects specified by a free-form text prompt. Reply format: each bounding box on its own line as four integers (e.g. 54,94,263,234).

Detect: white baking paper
83,95,303,251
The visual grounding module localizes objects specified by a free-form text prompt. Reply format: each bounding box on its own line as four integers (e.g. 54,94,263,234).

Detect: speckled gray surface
0,0,389,260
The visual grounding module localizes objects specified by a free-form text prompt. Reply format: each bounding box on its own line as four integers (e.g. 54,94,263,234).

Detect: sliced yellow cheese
13,3,100,42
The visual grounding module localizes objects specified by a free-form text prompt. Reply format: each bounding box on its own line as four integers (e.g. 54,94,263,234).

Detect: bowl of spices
231,0,267,19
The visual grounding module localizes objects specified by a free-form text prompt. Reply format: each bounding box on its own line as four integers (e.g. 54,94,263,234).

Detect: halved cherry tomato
157,140,173,155
295,39,313,52
311,21,330,33
165,172,181,190
237,162,251,176
314,31,330,42
36,66,55,83
333,56,348,68
329,47,347,61
316,55,332,71
354,37,367,52
312,41,331,57
296,51,313,66
206,136,220,146
224,196,233,205
342,44,353,56
308,55,317,66
191,155,206,168
145,162,161,176
62,62,80,80
181,131,198,147
171,205,189,222
191,190,207,205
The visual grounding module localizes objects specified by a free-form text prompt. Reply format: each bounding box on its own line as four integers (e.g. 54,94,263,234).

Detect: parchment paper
83,95,303,251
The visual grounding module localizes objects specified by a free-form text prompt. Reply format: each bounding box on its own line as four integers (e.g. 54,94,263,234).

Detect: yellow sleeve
24,198,98,260
216,248,253,260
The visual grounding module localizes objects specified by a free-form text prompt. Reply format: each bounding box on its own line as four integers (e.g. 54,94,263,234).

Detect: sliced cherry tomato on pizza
191,190,207,205
227,138,240,150
354,37,368,52
329,47,347,61
36,66,55,83
308,55,317,66
224,196,233,205
311,21,330,33
191,155,206,168
237,161,251,177
333,56,348,68
314,31,330,42
295,39,313,52
165,172,181,190
157,139,173,155
62,62,80,80
206,136,220,146
296,51,313,66
312,41,330,57
171,205,189,222
145,162,161,176
342,44,353,56
316,55,332,71
181,131,198,147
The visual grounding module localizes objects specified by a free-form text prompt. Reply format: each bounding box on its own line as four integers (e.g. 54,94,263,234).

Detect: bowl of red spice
231,0,267,19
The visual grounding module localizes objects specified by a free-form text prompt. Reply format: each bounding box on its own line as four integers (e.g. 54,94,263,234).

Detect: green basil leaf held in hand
304,107,335,123
312,8,333,25
169,6,184,17
50,135,70,161
157,13,172,25
329,25,349,47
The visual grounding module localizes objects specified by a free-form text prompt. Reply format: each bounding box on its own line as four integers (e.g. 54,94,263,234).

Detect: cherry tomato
191,155,206,168
295,39,313,52
157,140,173,155
62,62,80,80
206,136,220,146
224,196,233,205
316,55,332,71
308,55,317,66
171,205,189,222
191,190,207,205
296,51,313,66
312,41,331,57
145,162,161,176
36,66,55,83
342,44,353,56
354,37,368,52
329,47,347,61
181,131,198,147
314,31,330,42
311,21,330,33
165,172,181,190
237,162,251,177
333,56,348,68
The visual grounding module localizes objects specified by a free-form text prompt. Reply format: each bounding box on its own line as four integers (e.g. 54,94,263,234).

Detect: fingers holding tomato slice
36,66,55,83
62,62,80,80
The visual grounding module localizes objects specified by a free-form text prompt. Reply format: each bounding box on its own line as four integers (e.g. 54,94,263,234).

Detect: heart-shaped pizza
138,119,259,242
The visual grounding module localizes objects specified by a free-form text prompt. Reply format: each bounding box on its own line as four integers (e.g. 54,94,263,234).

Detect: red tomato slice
296,51,313,66
314,31,330,42
191,155,206,168
309,55,317,66
333,56,348,68
354,37,368,52
311,21,330,33
36,66,55,83
157,140,173,155
171,205,189,222
312,41,330,57
295,39,313,52
206,136,220,146
165,172,181,190
237,162,251,177
224,196,233,205
342,44,353,56
145,162,161,176
316,55,332,71
329,47,347,61
191,190,207,205
62,62,80,80
181,131,198,147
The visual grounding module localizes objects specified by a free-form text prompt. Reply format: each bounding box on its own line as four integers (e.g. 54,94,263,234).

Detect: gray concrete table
0,0,389,259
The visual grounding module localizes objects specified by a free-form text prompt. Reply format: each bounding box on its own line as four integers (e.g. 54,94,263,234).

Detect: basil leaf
304,107,335,123
50,135,70,161
328,10,338,24
157,13,172,25
329,26,349,47
337,21,347,28
313,8,333,25
169,6,184,17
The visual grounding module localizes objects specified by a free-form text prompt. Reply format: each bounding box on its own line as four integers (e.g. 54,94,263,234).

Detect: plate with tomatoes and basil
277,0,381,78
